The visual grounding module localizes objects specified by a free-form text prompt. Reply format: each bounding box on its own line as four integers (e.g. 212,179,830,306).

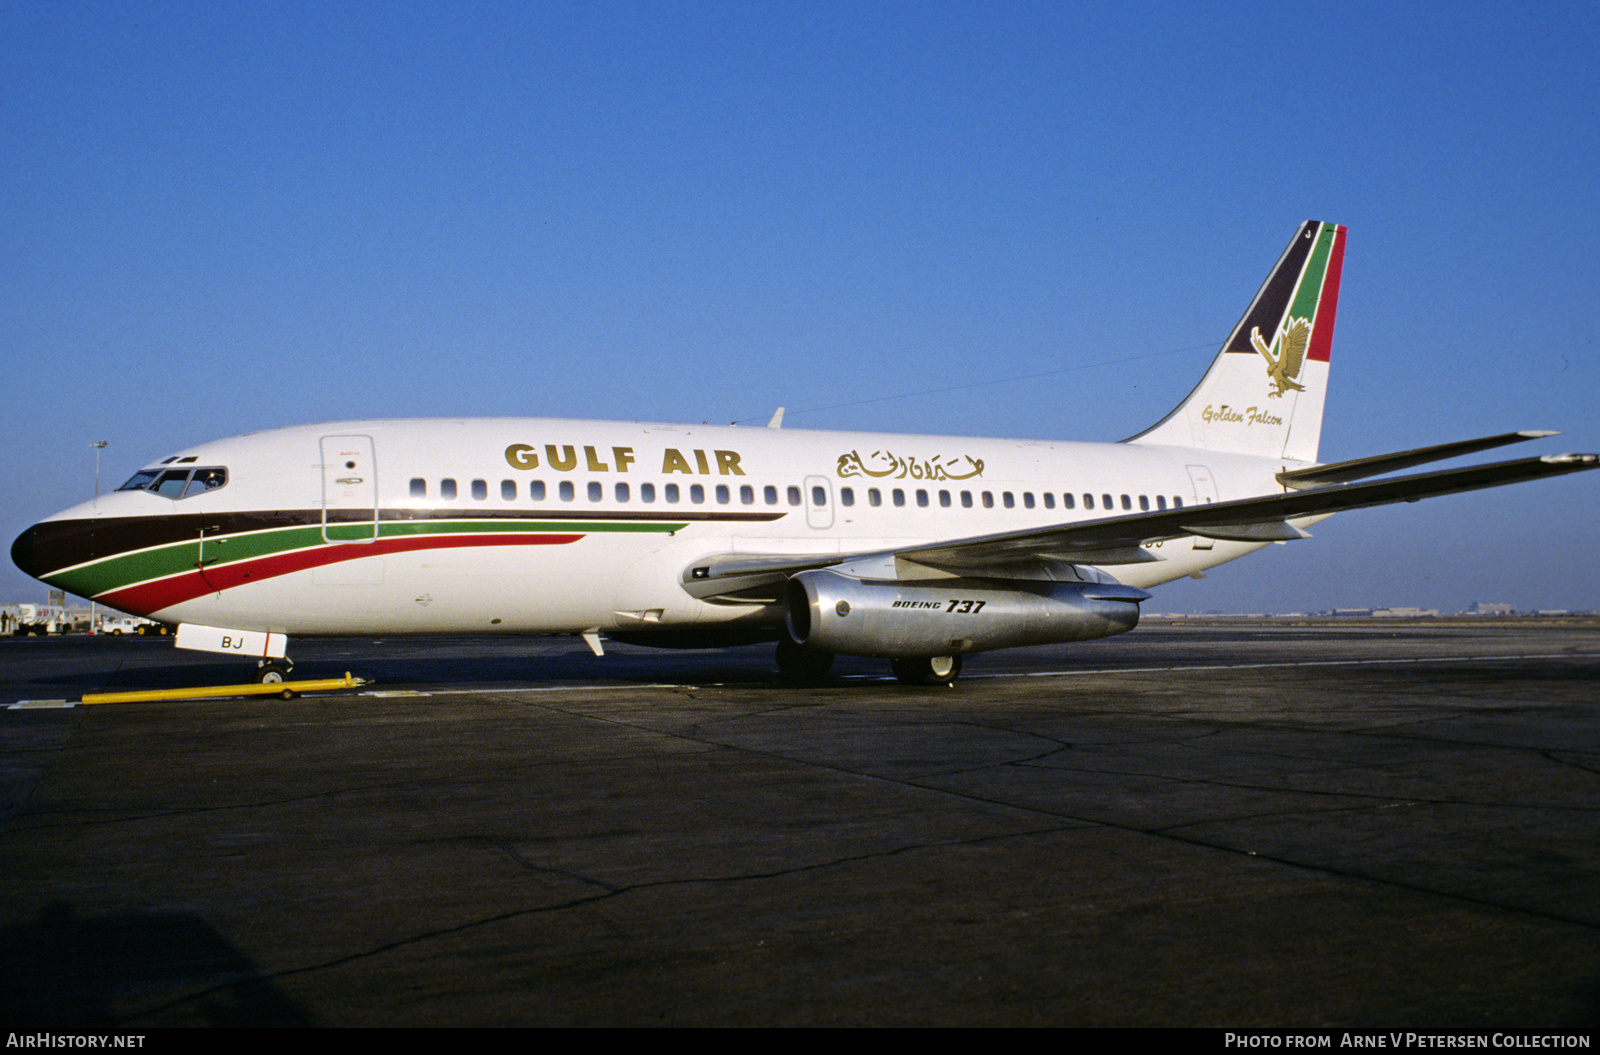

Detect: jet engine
783,568,1148,658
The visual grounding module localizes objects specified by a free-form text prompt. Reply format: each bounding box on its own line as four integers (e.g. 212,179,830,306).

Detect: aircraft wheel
891,655,962,687
775,640,834,684
255,659,293,685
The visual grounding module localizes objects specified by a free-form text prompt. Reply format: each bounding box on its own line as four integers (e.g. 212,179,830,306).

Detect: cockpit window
154,470,191,497
118,466,228,500
183,468,227,497
117,469,162,492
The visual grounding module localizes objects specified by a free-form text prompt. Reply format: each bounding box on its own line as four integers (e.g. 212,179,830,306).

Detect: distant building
1467,602,1516,616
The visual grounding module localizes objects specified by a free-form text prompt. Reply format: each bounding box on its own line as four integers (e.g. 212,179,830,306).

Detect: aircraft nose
11,523,43,580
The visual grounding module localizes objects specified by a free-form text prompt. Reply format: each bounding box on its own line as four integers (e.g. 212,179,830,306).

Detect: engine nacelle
784,569,1147,658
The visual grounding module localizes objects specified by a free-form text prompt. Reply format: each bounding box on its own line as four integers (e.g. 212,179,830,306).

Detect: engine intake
784,569,1147,658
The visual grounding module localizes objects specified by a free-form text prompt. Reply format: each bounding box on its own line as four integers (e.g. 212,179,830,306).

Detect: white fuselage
32,417,1302,637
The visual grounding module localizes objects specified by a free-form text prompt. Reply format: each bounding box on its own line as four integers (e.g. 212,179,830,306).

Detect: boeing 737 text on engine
12,223,1597,685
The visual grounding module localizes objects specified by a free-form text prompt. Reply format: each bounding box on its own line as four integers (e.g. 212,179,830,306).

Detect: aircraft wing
684,452,1597,596
898,452,1599,569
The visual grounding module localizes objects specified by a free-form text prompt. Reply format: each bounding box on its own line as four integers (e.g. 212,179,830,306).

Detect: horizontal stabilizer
1184,520,1311,542
1277,430,1559,489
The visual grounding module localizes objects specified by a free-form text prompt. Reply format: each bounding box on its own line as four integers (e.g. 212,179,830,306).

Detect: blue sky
4,0,1597,613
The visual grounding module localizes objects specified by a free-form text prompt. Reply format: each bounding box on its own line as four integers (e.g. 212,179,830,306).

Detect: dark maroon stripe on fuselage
96,531,584,617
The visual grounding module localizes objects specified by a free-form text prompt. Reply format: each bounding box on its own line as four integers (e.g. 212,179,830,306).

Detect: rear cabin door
321,435,378,542
1185,464,1217,550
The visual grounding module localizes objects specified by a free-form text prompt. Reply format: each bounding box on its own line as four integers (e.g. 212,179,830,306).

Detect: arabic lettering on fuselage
835,450,985,482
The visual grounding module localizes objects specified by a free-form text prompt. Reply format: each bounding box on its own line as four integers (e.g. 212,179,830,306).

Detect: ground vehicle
4,604,70,636
99,615,167,635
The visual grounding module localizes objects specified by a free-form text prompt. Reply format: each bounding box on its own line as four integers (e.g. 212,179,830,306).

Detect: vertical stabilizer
1127,221,1345,463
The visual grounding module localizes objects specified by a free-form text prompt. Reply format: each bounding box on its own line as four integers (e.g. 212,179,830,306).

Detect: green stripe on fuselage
45,518,687,599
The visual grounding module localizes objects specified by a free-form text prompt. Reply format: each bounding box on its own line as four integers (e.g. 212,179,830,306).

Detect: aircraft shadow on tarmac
0,901,315,1028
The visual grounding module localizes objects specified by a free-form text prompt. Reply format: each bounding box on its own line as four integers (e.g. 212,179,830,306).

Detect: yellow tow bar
82,672,370,705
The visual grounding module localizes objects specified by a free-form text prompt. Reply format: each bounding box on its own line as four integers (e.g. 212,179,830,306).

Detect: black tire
255,660,292,685
775,640,834,684
891,655,962,686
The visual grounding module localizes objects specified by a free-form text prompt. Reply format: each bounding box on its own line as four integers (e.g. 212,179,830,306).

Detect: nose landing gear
255,658,294,684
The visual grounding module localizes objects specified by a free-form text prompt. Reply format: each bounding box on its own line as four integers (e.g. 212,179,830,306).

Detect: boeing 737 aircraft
12,223,1598,685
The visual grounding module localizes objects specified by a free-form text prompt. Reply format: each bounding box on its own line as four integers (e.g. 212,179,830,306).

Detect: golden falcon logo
1251,316,1310,398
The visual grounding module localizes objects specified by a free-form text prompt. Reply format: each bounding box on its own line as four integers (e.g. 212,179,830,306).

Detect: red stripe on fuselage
96,532,584,617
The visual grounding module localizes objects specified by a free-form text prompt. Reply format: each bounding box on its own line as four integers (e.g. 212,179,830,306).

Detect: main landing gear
890,655,962,687
774,642,964,687
775,640,833,684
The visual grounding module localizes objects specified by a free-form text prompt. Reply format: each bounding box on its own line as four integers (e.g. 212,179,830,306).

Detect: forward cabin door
321,435,379,542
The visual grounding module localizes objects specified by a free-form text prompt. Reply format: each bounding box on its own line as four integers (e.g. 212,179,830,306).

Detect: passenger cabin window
530,480,546,500
410,478,427,498
501,480,516,500
641,483,656,502
587,482,602,502
616,482,630,502
440,478,458,500
559,481,574,501
471,479,488,501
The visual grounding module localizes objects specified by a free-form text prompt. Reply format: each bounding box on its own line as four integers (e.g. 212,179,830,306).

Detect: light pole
92,440,108,499
90,441,107,631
